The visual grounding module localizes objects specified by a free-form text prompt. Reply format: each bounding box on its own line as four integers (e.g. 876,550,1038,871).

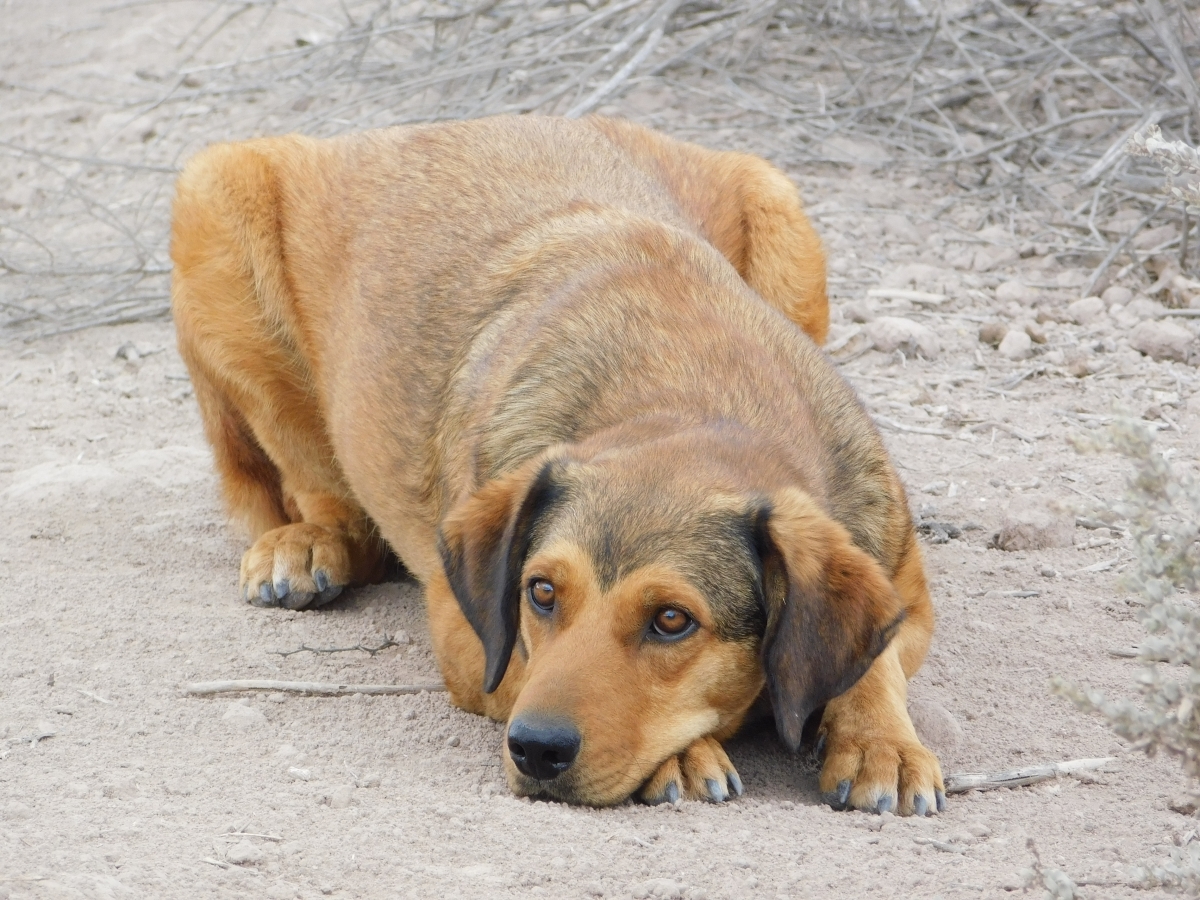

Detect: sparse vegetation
1056,417,1200,893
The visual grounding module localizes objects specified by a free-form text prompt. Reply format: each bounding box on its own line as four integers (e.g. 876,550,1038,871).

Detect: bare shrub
1054,417,1200,893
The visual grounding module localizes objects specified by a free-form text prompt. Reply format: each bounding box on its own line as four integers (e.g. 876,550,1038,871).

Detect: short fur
171,115,943,813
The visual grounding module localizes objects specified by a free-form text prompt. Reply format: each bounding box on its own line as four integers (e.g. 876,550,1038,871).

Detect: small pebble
287,767,312,781
226,839,264,866
997,504,1074,551
995,279,1033,305
865,316,940,359
977,321,1007,346
1068,295,1106,325
328,785,354,809
358,772,382,788
844,299,875,324
102,778,139,801
968,820,992,838
446,735,461,748
2,801,32,820
1039,565,1057,577
997,330,1032,360
1130,320,1197,364
1023,321,1047,344
631,878,684,900
402,709,416,721
908,700,963,754
1101,285,1132,306
222,702,267,729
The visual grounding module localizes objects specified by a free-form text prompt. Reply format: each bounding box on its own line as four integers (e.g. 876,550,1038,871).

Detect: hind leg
171,143,388,608
589,118,829,343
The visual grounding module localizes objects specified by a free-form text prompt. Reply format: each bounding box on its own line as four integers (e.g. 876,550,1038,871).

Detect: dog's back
172,116,835,580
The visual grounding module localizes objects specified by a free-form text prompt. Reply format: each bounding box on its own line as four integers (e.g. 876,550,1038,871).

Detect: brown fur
170,115,942,812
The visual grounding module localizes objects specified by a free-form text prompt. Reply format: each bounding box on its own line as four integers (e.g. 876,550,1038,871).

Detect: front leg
817,642,945,816
639,736,743,805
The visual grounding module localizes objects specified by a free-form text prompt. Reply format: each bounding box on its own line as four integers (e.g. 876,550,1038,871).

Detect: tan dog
170,115,943,814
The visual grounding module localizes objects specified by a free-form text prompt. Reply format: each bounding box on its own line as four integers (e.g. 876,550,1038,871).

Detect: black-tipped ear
437,459,562,694
753,489,905,751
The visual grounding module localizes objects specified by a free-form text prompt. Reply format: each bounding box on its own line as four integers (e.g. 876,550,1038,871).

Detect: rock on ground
865,316,940,359
1129,319,1197,363
997,330,1032,360
1067,296,1106,325
996,505,1074,551
908,700,964,756
222,701,268,729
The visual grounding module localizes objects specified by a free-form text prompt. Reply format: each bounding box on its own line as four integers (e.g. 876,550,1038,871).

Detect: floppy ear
437,458,562,694
753,488,905,751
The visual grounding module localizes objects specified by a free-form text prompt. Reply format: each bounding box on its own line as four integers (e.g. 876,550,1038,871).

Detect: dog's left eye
528,579,556,613
650,607,695,640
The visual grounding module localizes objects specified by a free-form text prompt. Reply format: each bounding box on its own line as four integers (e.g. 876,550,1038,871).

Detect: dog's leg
638,736,743,805
172,143,389,609
816,535,943,816
589,118,829,343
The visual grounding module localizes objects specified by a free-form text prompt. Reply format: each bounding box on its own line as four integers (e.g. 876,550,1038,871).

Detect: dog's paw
638,736,743,805
240,524,352,609
817,727,945,816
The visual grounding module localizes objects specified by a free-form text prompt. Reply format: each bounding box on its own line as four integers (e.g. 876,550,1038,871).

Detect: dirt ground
4,3,1200,899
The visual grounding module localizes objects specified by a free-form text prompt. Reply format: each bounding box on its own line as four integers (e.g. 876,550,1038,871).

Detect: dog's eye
528,579,556,613
650,607,694,639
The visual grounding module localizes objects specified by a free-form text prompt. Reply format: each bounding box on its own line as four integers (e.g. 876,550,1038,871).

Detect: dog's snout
507,716,581,781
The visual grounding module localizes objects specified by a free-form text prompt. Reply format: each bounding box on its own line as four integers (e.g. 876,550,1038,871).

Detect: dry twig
944,756,1117,794
182,679,446,696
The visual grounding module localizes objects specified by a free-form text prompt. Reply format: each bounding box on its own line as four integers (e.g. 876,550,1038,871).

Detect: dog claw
876,795,894,814
727,772,744,797
814,733,826,759
273,579,290,599
642,780,680,806
248,582,275,607
281,590,315,610
824,779,852,811
313,584,344,607
314,570,329,592
935,789,947,813
704,778,728,803
914,795,929,817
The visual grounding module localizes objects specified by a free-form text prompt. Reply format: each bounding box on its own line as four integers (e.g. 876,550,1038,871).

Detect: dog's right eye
528,579,556,614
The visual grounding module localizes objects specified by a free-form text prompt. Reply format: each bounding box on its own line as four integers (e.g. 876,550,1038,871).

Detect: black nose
507,716,581,781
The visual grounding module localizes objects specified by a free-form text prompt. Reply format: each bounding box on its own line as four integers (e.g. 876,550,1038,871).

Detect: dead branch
944,756,1117,794
5,0,1200,336
182,679,446,696
269,634,403,658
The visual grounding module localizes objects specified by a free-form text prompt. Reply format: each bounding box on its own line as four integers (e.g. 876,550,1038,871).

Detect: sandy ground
4,3,1200,899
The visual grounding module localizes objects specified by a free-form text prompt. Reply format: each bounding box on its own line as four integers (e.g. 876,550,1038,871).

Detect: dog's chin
505,764,635,807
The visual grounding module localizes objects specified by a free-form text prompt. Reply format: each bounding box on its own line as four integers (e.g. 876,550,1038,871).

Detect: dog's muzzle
507,716,581,781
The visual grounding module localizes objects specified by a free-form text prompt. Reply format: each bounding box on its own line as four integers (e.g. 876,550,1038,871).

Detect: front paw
817,728,945,816
240,523,351,610
638,736,744,805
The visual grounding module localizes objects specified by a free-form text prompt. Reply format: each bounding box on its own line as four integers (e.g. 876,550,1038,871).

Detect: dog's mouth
505,756,649,807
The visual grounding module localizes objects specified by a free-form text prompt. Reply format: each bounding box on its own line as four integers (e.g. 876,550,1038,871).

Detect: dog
170,115,943,814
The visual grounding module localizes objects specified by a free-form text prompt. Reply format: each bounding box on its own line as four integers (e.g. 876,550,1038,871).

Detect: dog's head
437,437,904,805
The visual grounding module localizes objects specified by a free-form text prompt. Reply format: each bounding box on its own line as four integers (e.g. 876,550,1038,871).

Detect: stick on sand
182,679,446,697
944,757,1116,794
